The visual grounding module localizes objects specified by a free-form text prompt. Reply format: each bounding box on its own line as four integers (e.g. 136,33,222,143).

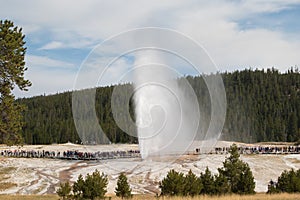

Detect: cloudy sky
1,0,300,98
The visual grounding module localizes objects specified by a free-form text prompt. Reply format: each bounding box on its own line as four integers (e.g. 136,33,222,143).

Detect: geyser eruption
133,51,200,159
73,28,226,162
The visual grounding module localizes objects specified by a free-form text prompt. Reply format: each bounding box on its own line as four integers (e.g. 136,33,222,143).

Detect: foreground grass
154,193,300,200
0,195,58,200
1,193,300,200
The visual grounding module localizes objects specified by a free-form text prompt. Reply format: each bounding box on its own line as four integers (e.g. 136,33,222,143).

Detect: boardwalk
1,143,300,160
195,145,300,155
0,149,141,160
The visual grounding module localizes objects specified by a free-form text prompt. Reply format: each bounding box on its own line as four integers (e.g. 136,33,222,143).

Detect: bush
83,170,108,200
268,168,300,193
56,182,72,200
57,169,108,200
159,169,185,196
73,174,85,199
115,172,132,199
214,173,230,195
184,170,202,196
199,167,215,195
218,144,255,194
159,144,256,197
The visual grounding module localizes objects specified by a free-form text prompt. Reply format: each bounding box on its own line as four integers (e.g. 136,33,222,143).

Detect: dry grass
0,193,300,200
0,195,58,200
109,193,300,200
0,166,17,191
0,182,17,191
0,166,16,176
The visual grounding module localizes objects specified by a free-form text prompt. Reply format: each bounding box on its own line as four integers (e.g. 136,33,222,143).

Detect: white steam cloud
133,50,200,159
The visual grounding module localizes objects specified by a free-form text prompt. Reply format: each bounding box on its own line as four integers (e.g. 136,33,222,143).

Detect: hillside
17,68,300,144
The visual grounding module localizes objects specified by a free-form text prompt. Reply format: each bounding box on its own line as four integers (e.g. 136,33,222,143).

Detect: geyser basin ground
1,141,300,195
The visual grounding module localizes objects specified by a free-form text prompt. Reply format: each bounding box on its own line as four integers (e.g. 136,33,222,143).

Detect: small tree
275,169,300,193
267,179,279,194
72,170,108,200
183,169,202,197
218,144,255,195
56,182,72,200
159,169,185,196
84,170,108,200
214,173,230,195
199,167,215,195
115,172,132,199
73,174,85,199
237,163,256,194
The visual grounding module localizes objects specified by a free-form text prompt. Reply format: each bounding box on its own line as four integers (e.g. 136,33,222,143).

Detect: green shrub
218,144,255,195
159,169,185,196
57,169,108,200
269,168,300,193
115,172,132,199
56,182,71,200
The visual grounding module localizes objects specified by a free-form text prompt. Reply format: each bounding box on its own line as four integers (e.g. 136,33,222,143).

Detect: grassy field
1,193,300,200
0,195,58,200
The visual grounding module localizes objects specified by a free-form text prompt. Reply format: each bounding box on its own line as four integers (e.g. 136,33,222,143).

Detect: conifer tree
199,167,215,195
0,20,31,145
72,174,85,199
218,144,255,194
159,169,185,196
115,172,132,199
276,169,300,193
214,173,230,195
72,170,108,200
183,169,202,196
56,182,72,200
84,170,108,200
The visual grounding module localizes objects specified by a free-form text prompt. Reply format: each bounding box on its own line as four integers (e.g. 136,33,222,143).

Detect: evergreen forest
17,68,300,145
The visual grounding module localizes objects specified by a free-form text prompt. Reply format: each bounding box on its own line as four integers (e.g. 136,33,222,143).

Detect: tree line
160,144,255,196
268,168,300,194
17,68,300,145
57,170,132,200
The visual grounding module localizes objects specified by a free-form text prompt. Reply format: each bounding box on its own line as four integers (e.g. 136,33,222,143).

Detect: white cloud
26,55,75,69
2,0,300,97
39,41,63,50
14,67,76,98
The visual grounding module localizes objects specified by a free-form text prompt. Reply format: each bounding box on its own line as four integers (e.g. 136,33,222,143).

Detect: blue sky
1,0,300,98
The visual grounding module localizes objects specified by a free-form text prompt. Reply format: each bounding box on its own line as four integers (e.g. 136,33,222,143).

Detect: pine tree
0,20,31,145
159,169,185,196
287,112,298,142
214,173,230,195
56,182,72,200
183,169,202,196
199,167,215,195
276,169,300,193
237,164,256,194
115,172,132,199
218,144,255,194
72,170,108,200
73,174,85,199
84,170,108,200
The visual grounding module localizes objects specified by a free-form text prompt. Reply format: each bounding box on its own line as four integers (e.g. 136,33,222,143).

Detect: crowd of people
0,149,141,160
195,145,300,155
2,144,300,160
